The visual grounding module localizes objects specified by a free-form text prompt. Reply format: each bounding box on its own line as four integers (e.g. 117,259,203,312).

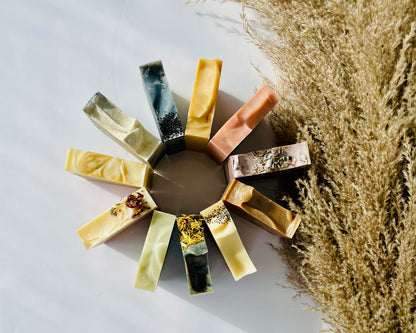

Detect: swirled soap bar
185,59,222,151
221,179,301,238
65,148,152,189
77,188,157,249
83,92,164,168
200,201,256,281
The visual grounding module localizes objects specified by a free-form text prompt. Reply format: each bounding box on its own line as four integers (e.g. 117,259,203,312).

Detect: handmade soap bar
225,142,311,181
77,188,157,249
133,211,176,292
177,214,213,295
200,201,256,281
206,84,278,164
221,179,301,238
140,61,185,154
185,59,222,151
65,148,152,189
83,92,164,168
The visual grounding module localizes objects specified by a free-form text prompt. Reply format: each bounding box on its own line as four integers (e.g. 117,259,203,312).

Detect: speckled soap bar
140,61,185,154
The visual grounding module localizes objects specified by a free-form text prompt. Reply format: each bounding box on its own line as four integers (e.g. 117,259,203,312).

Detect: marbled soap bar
185,59,222,151
221,179,301,238
133,211,176,292
77,188,157,249
177,214,213,295
83,92,164,168
65,148,152,189
140,61,185,154
200,201,256,281
206,84,278,164
225,142,311,181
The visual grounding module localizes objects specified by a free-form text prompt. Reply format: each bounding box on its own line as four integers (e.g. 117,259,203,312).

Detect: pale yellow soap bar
133,211,176,292
77,188,157,249
185,59,222,151
65,148,152,189
200,201,256,281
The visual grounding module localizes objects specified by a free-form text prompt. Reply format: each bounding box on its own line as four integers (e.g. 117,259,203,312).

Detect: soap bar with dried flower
177,214,213,295
200,201,256,281
221,179,301,238
224,142,311,181
77,188,157,249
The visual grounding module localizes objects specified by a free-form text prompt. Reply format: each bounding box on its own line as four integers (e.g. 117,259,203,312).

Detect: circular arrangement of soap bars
65,59,311,295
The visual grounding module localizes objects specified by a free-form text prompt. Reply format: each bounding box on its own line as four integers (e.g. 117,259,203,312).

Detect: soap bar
225,142,311,181
133,211,176,292
77,188,157,249
200,201,256,281
177,214,213,295
83,92,164,168
65,148,152,189
206,84,278,164
140,61,185,154
221,179,301,238
185,59,222,151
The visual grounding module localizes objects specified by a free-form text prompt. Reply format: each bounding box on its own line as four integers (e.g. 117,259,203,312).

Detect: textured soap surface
221,179,301,238
206,84,278,164
77,188,157,249
200,201,256,281
185,59,222,151
83,92,164,168
140,61,185,154
65,148,152,188
225,142,311,181
133,211,176,292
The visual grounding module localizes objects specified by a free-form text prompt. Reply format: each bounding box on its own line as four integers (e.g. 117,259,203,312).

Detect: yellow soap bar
77,188,157,249
185,59,222,151
65,148,152,189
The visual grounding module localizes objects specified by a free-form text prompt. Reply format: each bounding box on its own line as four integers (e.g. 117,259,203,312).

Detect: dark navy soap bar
140,60,185,154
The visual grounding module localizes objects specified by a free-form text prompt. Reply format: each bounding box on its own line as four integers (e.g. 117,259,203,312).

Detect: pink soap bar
206,84,278,164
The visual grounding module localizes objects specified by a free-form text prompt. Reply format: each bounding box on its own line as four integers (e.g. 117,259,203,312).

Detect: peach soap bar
206,84,278,164
185,59,222,151
200,201,256,281
221,179,301,238
65,148,152,189
77,188,157,249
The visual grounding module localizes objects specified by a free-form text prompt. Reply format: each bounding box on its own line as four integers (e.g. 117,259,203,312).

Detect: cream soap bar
133,211,176,292
185,59,222,151
200,201,256,281
140,61,185,154
206,84,278,164
177,214,213,295
225,142,311,181
65,148,152,189
77,188,157,249
221,179,301,238
83,92,164,168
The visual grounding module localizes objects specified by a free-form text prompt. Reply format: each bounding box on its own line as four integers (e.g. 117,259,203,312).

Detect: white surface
1,1,324,332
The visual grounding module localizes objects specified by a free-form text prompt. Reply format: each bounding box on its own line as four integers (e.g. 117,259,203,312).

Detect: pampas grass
193,0,416,331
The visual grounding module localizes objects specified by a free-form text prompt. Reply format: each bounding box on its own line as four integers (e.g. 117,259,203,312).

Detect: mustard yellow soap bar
185,59,222,151
65,148,152,189
77,188,157,249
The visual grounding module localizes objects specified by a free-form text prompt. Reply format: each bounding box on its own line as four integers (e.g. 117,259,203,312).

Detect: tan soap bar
206,84,278,164
65,148,152,189
200,201,256,281
221,179,301,238
77,188,157,249
185,59,222,151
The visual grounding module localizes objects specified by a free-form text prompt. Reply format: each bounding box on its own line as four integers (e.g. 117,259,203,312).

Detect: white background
1,0,324,332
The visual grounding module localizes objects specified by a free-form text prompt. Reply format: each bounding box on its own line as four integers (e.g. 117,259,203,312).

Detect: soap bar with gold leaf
221,179,301,238
77,188,157,249
65,148,152,189
200,201,256,281
185,59,222,151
